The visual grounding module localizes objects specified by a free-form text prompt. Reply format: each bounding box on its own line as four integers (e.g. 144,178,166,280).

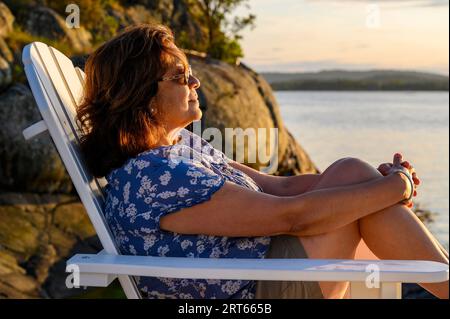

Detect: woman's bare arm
228,160,319,196
160,172,411,237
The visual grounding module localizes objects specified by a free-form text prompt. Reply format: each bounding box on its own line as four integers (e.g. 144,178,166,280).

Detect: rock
189,55,318,174
153,0,175,22
0,36,12,62
70,54,88,70
0,1,14,38
0,84,73,193
0,35,318,299
171,0,208,49
0,203,43,257
71,53,318,176
125,5,160,25
0,37,13,91
107,4,163,34
1,50,316,194
0,55,11,91
124,0,174,23
279,130,319,175
42,235,102,299
110,1,207,50
17,6,91,53
0,249,38,298
403,283,437,299
0,192,98,298
107,5,152,31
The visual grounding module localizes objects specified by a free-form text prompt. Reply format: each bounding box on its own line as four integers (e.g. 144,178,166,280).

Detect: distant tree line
270,79,449,91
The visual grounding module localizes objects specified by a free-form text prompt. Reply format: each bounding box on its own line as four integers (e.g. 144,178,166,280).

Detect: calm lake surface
276,91,449,249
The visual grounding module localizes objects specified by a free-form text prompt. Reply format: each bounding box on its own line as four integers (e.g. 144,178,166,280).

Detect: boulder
17,6,91,53
0,52,317,195
0,35,12,63
110,1,208,50
126,4,163,25
189,55,318,174
123,0,174,23
108,5,160,31
0,47,318,299
0,1,14,38
0,84,73,193
0,36,13,91
0,1,14,91
0,192,99,299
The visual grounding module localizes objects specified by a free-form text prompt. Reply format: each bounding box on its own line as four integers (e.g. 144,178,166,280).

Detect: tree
194,0,256,64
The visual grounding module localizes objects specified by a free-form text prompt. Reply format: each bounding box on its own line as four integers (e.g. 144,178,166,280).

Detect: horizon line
246,67,449,77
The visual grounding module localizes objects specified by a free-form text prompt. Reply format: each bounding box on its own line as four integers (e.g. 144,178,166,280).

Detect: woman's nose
189,75,200,89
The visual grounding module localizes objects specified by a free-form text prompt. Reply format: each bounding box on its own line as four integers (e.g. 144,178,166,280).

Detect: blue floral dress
104,128,271,299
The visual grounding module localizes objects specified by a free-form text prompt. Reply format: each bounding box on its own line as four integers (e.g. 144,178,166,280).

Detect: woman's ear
149,97,158,116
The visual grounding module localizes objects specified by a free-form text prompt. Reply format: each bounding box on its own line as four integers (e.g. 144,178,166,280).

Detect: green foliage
175,30,207,53
90,14,120,45
4,0,120,47
5,25,76,84
6,25,74,55
209,35,244,64
193,0,255,64
45,0,120,45
4,7,80,58
3,0,256,64
11,64,26,84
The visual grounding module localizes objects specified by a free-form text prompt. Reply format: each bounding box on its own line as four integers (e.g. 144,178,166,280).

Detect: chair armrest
67,251,448,288
22,120,48,140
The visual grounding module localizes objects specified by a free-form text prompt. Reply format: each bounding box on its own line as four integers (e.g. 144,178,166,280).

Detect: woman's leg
298,157,449,299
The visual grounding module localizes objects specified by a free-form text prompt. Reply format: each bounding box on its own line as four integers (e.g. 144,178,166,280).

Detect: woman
77,24,448,299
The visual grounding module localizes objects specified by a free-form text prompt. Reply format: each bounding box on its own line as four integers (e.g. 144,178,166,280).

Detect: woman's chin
189,100,200,107
189,102,202,118
193,108,203,121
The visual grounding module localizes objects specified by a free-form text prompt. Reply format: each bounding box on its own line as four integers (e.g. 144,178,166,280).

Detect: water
276,91,449,250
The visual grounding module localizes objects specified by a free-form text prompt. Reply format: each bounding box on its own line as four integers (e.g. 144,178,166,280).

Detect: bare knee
321,157,382,186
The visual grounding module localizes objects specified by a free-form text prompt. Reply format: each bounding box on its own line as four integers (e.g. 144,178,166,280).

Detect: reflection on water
277,91,449,250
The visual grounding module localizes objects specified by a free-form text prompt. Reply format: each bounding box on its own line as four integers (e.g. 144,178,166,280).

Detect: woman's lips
189,94,198,102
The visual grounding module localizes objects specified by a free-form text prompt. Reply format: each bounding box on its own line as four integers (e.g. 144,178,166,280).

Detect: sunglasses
159,65,193,86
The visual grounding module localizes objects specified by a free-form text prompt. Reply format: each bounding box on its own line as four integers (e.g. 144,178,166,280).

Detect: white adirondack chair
22,42,448,299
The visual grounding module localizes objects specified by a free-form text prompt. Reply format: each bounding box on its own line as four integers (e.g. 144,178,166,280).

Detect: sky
235,0,449,74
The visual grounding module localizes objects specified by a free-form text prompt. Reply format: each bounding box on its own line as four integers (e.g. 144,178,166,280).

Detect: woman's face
154,62,201,131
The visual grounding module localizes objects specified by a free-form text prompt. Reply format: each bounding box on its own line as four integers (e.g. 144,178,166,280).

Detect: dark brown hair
76,24,188,177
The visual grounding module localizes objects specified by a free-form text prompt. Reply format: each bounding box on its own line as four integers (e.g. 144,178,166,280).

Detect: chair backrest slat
48,46,109,192
22,42,140,298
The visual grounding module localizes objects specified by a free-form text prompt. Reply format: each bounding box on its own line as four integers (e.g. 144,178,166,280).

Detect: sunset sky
236,0,449,75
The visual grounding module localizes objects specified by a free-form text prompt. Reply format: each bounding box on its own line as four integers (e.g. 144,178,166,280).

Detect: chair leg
350,282,402,299
380,282,402,299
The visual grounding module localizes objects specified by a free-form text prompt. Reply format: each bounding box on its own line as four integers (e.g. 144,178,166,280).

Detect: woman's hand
378,153,420,208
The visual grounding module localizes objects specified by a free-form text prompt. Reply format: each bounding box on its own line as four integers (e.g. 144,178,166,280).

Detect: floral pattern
104,128,271,299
